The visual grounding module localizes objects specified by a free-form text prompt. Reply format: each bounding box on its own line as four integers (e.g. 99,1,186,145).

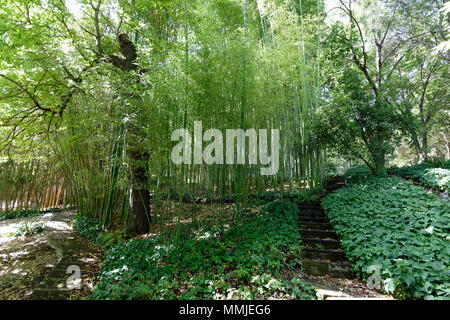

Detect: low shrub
344,166,374,184
391,162,435,179
420,168,450,192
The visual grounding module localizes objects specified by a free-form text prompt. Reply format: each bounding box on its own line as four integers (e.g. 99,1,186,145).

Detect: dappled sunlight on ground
0,216,58,300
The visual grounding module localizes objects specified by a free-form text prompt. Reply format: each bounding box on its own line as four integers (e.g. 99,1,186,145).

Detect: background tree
315,0,449,173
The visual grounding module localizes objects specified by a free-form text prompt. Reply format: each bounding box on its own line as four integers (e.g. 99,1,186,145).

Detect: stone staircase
298,176,355,279
296,176,394,299
298,203,354,279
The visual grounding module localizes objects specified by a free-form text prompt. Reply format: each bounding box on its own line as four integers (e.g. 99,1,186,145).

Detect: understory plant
322,175,450,299
392,162,450,193
0,209,42,221
72,214,105,244
90,199,316,300
10,221,45,237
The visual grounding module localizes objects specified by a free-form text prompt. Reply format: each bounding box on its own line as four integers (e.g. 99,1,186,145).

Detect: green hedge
322,176,450,299
90,200,316,300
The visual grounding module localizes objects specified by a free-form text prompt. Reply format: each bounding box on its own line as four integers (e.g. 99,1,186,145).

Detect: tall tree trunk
421,130,429,162
108,33,152,234
127,149,150,234
411,130,426,162
373,151,386,175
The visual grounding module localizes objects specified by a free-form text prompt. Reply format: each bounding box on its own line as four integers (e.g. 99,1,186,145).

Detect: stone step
298,203,321,209
49,265,82,277
50,258,84,273
298,215,329,222
326,183,345,192
298,222,333,230
302,259,354,279
298,207,322,213
326,176,345,184
298,208,324,215
299,229,337,239
315,289,351,300
299,210,325,217
302,238,342,250
299,214,326,220
301,248,346,261
29,288,72,300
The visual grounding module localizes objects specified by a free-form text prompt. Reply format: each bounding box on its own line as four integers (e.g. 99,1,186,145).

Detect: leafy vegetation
419,168,450,193
392,162,450,193
90,200,316,300
223,188,324,206
314,0,449,173
322,176,450,299
72,214,105,245
10,221,45,237
343,166,375,184
0,0,329,233
0,209,42,221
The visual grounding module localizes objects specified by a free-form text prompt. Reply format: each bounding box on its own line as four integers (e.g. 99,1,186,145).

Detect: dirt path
0,214,58,299
29,211,103,300
0,212,103,300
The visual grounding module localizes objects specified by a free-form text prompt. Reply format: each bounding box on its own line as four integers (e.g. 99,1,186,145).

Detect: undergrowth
322,175,450,299
0,209,42,221
72,214,105,244
222,188,324,206
90,199,316,300
392,162,450,193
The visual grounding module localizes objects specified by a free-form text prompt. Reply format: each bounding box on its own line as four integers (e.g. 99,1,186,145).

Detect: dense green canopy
0,0,448,233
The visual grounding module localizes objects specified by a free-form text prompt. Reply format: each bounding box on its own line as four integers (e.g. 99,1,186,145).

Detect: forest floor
0,215,57,299
103,199,392,300
301,274,392,299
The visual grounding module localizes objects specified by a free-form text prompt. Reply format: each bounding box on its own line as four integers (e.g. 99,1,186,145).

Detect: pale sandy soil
0,215,58,300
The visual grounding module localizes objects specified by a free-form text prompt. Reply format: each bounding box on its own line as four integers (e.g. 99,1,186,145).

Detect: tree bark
373,153,386,175
107,33,151,234
411,132,426,162
127,149,150,234
421,130,429,162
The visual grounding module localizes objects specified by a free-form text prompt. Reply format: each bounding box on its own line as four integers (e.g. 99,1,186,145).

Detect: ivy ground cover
322,176,450,299
90,200,316,300
392,162,450,193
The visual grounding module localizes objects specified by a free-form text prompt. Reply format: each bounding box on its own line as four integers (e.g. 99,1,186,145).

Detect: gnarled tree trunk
108,33,151,234
127,149,150,234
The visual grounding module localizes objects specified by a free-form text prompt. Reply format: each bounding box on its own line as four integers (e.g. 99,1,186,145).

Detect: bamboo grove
0,0,328,230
